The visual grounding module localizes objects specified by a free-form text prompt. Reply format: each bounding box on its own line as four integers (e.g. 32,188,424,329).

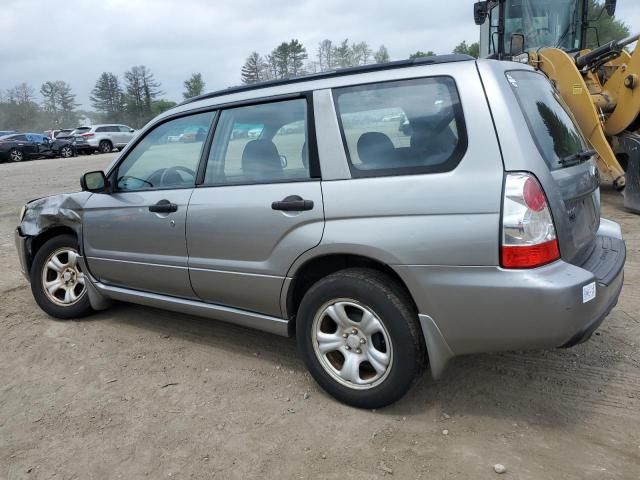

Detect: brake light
82,133,94,138
501,172,560,269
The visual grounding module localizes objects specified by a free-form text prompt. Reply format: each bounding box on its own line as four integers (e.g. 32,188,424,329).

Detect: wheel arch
283,252,419,322
27,226,78,274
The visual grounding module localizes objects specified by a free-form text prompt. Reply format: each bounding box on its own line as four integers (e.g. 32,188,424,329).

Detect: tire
99,140,112,154
296,268,425,409
30,234,94,319
9,148,24,162
60,145,73,158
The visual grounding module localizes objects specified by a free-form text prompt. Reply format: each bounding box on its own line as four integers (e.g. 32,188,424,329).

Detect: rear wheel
296,268,425,409
99,140,112,153
30,234,93,319
60,145,73,158
9,148,24,162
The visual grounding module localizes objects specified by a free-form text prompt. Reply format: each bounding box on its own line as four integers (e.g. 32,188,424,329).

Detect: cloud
0,0,638,109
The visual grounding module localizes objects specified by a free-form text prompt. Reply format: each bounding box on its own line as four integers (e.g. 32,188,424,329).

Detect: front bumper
15,227,31,280
394,219,626,374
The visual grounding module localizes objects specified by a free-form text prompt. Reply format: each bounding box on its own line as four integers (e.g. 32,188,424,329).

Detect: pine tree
241,52,265,84
183,73,206,99
90,72,125,123
40,80,78,127
124,66,162,127
288,39,307,76
374,45,390,64
334,39,352,68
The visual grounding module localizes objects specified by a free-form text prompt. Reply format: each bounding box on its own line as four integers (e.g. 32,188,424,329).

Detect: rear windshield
507,70,588,171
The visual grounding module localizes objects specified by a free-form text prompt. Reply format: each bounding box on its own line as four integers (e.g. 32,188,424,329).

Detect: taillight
501,172,560,269
82,133,94,138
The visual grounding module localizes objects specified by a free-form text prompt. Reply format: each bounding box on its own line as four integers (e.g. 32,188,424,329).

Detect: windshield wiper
559,149,596,167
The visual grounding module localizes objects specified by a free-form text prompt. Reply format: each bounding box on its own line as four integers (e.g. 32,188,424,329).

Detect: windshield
507,71,589,171
484,0,584,56
507,0,583,51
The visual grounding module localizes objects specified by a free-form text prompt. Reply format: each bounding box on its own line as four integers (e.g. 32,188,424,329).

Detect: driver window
334,77,466,177
116,111,214,191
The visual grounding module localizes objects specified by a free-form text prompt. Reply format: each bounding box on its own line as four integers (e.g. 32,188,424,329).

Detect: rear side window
506,71,588,171
333,77,467,177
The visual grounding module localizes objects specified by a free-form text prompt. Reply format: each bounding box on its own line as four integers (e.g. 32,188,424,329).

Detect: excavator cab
475,0,617,59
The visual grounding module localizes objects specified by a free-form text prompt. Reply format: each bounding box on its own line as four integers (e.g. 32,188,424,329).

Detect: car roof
79,124,127,128
180,54,474,108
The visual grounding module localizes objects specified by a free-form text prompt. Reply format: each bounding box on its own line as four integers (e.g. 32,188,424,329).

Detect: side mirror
474,1,489,25
605,0,616,16
130,128,135,133
510,33,526,57
81,170,107,192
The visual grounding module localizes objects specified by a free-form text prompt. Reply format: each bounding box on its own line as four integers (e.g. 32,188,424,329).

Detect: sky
1,0,639,110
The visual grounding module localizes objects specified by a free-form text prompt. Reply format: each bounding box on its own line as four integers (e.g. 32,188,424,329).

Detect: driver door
82,111,215,298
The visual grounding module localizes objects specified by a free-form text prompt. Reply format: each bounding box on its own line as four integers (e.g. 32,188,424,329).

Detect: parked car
45,129,74,139
72,124,136,153
0,133,74,162
56,133,93,155
15,56,626,408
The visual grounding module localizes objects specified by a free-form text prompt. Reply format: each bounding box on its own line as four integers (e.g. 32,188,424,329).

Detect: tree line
239,38,483,84
0,68,206,133
240,39,390,84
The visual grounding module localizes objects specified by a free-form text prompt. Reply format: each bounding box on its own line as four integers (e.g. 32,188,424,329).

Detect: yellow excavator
474,0,640,212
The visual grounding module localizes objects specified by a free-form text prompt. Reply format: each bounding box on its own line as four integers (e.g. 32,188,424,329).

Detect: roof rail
180,54,475,106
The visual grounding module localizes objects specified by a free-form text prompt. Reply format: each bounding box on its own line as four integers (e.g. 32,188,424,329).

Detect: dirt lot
0,154,639,479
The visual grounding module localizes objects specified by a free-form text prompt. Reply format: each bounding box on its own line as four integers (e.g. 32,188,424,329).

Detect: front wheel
296,268,425,409
30,234,94,319
9,148,24,162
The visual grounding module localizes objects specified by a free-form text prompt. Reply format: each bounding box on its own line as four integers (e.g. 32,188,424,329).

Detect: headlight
19,205,27,222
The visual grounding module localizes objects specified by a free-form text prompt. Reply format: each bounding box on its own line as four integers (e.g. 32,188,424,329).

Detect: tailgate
504,70,600,262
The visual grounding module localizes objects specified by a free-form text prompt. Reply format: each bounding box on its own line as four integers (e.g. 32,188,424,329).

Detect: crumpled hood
20,192,93,236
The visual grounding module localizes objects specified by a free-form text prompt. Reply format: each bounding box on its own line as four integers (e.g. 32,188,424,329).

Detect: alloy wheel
41,247,86,306
311,299,393,390
10,149,23,162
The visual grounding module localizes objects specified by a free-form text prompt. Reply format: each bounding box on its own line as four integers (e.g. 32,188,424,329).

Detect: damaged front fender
16,191,112,310
19,192,92,238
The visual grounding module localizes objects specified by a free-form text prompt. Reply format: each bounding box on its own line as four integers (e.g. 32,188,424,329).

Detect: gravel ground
0,154,639,479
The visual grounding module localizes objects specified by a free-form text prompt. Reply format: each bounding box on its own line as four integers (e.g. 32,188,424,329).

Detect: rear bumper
394,219,626,377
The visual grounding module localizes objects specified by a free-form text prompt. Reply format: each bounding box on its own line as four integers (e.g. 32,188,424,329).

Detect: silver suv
15,56,626,408
74,124,136,153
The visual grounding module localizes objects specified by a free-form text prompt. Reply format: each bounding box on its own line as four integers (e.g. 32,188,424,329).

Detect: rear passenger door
186,97,324,317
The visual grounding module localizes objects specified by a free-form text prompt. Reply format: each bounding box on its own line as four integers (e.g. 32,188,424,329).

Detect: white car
73,124,136,153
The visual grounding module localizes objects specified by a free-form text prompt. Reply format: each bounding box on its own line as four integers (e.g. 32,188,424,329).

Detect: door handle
149,199,178,213
271,195,314,211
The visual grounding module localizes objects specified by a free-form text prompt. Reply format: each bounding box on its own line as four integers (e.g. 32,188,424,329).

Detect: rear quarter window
506,70,588,171
333,76,467,178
